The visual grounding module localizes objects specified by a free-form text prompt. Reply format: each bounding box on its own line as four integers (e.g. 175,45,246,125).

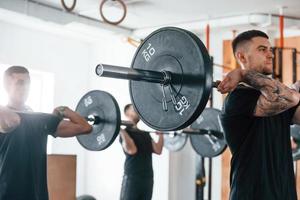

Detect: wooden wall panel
223,40,238,72
47,154,76,200
221,39,235,200
221,149,231,200
275,37,300,85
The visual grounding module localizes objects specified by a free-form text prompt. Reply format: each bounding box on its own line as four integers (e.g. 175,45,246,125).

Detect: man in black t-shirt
0,66,92,200
119,104,164,200
218,30,300,200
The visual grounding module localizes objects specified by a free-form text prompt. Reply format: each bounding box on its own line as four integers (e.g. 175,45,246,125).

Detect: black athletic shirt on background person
221,85,298,200
120,126,153,177
0,113,61,200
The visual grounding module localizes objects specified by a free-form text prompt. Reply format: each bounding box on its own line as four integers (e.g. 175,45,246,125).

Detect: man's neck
7,103,26,111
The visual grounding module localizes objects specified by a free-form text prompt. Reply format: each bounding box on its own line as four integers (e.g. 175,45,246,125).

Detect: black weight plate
76,90,121,151
290,124,300,160
129,27,212,131
293,149,300,161
291,124,300,141
163,132,187,152
190,108,227,157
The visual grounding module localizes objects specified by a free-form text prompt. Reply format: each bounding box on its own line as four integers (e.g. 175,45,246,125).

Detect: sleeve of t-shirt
119,127,130,144
223,87,261,117
38,113,62,137
287,101,300,124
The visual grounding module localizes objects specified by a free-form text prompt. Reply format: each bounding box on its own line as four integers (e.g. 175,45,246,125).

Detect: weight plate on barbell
163,132,187,152
189,108,227,157
290,124,300,161
129,27,212,131
76,90,121,151
291,124,300,141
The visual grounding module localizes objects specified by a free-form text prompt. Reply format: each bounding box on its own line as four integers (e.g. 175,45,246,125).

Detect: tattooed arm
218,69,300,117
243,71,299,116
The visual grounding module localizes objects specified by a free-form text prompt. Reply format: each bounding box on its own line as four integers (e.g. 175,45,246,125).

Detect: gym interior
1,0,300,200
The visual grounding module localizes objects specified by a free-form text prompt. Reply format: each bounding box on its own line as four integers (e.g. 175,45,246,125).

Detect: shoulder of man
222,85,260,116
225,84,259,103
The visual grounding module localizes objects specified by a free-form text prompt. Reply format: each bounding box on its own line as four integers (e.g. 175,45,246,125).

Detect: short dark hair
232,30,269,55
124,104,133,114
4,66,29,77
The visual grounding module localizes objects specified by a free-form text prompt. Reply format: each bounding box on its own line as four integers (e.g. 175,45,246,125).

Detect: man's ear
236,51,247,66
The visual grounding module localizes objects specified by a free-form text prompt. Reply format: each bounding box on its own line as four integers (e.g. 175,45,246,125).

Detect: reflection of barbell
290,125,300,161
84,116,133,128
76,90,226,157
164,108,227,157
76,90,131,151
14,89,227,156
95,27,221,131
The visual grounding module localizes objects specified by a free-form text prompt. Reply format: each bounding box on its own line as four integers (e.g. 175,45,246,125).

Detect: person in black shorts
119,104,164,200
218,30,300,200
0,66,92,200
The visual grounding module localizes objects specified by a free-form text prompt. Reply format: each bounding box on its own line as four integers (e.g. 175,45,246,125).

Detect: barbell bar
94,27,221,131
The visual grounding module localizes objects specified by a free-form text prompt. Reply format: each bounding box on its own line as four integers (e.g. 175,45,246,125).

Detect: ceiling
33,0,300,29
1,0,300,38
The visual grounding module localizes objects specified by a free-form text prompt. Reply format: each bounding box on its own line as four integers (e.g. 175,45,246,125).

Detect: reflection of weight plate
293,149,300,161
189,108,227,157
291,124,300,141
76,90,121,151
129,27,212,131
163,132,187,152
290,124,300,161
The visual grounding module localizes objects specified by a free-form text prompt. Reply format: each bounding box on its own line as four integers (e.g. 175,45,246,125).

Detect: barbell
76,90,227,157
12,89,226,156
95,27,220,131
76,90,132,151
163,108,227,157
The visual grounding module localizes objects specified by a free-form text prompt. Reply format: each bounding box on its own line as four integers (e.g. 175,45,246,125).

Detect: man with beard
218,30,300,200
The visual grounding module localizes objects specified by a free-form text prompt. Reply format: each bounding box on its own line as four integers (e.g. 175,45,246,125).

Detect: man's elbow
154,148,163,155
291,92,300,107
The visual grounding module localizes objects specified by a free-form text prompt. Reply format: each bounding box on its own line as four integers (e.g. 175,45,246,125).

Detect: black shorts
120,175,153,200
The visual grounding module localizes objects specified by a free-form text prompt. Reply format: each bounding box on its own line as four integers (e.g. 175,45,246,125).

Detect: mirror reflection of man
119,104,164,200
0,66,92,199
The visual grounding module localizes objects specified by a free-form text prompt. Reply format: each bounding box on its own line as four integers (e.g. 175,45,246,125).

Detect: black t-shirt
0,112,61,200
120,127,153,178
221,85,298,200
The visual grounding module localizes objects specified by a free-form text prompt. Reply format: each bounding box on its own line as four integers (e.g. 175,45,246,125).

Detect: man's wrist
57,106,68,119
